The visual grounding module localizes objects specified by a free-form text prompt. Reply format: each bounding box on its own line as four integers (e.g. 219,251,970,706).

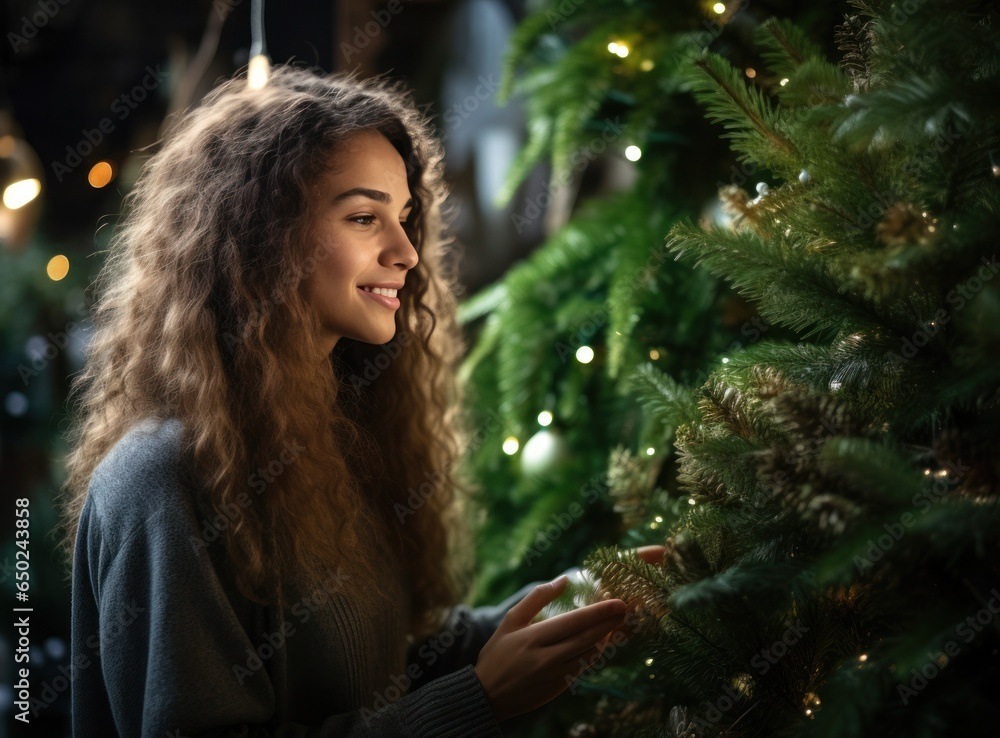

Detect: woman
58,64,661,736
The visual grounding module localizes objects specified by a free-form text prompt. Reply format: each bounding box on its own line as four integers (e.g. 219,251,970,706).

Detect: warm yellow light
688,498,697,505
645,658,654,666
607,42,619,54
640,59,655,71
88,161,114,188
615,44,630,58
625,145,642,161
3,178,40,209
713,3,726,13
649,349,659,360
537,410,553,426
859,653,869,662
0,135,15,157
745,67,756,78
646,447,655,456
46,254,70,281
502,436,519,455
248,54,271,90
780,78,789,86
654,515,663,523
576,345,594,363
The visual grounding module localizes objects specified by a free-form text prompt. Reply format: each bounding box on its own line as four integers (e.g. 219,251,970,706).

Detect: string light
721,357,729,363
645,657,654,665
88,161,114,188
859,653,869,662
640,59,655,71
46,255,69,281
713,2,726,13
502,436,519,455
537,410,553,426
625,145,642,161
654,515,663,523
745,68,756,78
649,349,660,360
646,447,655,456
688,498,697,505
779,78,789,86
2,178,40,209
576,345,595,363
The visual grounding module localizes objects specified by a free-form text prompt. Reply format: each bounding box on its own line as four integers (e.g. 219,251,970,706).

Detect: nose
383,220,419,271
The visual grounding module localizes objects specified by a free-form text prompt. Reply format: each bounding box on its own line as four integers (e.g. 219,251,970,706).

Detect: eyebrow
333,187,413,210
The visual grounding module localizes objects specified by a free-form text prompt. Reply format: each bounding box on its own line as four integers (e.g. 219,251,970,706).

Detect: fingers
530,598,626,646
554,611,627,657
501,575,570,629
634,545,666,566
561,640,606,674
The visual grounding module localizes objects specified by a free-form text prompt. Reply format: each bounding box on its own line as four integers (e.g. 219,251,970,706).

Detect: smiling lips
357,285,401,309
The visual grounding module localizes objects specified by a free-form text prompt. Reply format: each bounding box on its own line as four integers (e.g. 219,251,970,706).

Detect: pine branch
755,17,826,79
685,51,798,168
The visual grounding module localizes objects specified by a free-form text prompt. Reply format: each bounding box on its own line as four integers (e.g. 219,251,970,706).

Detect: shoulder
85,417,198,550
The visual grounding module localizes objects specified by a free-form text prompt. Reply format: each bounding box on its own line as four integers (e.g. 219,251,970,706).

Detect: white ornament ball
520,428,571,477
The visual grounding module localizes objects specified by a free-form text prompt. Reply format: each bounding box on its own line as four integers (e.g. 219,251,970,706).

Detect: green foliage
566,1,1000,736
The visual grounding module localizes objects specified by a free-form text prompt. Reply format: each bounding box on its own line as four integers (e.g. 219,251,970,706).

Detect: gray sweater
70,417,551,737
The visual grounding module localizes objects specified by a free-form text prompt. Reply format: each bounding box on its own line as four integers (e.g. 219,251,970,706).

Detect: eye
349,214,376,226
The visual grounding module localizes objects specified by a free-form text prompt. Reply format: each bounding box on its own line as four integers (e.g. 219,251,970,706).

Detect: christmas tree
564,1,1000,735
457,0,799,608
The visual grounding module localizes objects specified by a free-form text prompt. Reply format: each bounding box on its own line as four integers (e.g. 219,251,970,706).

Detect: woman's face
304,129,418,354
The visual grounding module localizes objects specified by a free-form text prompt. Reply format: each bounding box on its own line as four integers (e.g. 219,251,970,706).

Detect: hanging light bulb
0,111,45,251
247,0,271,89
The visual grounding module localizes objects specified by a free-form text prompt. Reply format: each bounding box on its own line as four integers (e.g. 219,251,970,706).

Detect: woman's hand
473,575,627,723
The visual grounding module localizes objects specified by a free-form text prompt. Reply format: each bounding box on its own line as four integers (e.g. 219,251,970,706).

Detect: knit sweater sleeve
71,426,502,738
405,567,584,691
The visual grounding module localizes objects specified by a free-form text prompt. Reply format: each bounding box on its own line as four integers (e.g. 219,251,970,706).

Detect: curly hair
57,64,478,640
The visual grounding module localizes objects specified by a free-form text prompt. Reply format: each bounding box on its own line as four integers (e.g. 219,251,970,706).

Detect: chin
358,326,397,346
